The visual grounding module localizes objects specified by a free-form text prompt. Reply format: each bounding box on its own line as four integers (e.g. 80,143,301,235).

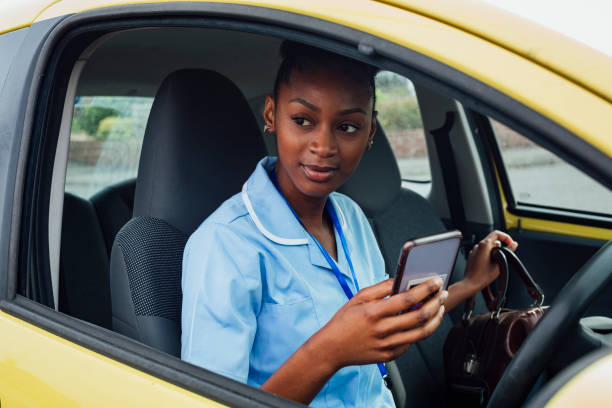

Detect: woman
181,41,517,407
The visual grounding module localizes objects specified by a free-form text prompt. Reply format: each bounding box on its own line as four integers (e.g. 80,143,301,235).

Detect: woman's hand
445,230,518,312
312,277,447,370
463,230,518,293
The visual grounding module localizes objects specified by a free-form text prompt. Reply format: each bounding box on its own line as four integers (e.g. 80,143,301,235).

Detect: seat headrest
134,69,267,235
338,125,401,216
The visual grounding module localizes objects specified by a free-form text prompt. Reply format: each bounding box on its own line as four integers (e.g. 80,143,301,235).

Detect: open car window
491,118,612,218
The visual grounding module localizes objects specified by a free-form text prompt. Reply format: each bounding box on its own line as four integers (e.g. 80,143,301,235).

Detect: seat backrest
90,178,136,257
110,69,267,356
59,192,112,329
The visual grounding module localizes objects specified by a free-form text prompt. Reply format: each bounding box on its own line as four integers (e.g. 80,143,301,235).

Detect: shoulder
185,192,261,259
182,196,265,295
200,192,248,226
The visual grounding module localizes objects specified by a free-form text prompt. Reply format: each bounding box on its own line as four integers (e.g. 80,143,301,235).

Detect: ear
368,110,378,144
263,94,276,131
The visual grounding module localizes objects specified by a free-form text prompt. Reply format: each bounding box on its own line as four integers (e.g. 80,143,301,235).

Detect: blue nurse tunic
181,156,395,407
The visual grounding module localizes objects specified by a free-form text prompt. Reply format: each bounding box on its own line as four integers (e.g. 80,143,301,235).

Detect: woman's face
264,66,377,200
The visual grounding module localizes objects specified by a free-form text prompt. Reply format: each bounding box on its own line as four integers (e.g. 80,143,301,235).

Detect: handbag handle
462,246,544,320
495,247,545,307
463,251,509,319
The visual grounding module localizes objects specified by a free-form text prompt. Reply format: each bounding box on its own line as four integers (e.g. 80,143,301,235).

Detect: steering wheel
487,240,612,408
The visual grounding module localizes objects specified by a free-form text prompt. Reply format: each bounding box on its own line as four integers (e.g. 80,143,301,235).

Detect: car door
466,112,612,315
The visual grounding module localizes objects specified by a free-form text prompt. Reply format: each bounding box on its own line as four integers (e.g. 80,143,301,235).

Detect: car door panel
0,309,226,408
507,228,609,316
480,117,612,316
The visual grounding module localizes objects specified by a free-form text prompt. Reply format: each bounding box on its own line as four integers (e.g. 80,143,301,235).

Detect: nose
309,124,338,157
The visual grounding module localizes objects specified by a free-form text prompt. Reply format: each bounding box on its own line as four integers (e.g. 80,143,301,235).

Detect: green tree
376,96,422,131
71,106,119,136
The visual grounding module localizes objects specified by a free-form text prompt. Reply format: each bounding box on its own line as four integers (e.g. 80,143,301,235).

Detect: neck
274,162,328,231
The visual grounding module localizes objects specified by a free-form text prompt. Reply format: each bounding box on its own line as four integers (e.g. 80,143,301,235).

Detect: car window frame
3,2,612,406
469,111,612,229
0,28,29,92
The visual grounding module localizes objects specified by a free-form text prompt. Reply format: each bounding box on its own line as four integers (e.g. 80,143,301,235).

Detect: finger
375,277,443,317
507,240,519,252
355,279,394,302
381,305,445,348
376,290,447,335
486,230,518,250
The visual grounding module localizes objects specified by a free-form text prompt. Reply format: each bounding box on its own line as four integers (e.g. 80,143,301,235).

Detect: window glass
491,118,612,216
65,96,153,198
375,71,430,195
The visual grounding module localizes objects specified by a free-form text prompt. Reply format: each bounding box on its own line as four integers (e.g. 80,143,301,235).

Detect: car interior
33,25,611,407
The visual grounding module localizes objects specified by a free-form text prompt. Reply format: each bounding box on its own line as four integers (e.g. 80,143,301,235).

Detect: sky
482,0,612,57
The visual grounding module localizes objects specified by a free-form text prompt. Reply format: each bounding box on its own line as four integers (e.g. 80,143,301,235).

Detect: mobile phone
391,230,462,309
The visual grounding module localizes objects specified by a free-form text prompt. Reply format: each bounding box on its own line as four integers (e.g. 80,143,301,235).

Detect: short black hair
272,41,378,109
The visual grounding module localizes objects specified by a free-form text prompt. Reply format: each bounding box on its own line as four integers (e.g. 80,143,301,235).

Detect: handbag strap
496,247,545,307
463,250,509,319
462,246,544,319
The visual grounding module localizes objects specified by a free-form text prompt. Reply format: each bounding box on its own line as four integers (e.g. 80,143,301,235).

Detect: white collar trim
241,182,309,246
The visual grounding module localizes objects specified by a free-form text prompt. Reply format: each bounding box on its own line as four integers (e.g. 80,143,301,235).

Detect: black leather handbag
443,247,547,407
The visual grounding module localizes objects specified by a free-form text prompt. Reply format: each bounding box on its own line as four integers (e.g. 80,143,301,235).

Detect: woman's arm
261,278,446,404
445,230,518,312
261,229,519,403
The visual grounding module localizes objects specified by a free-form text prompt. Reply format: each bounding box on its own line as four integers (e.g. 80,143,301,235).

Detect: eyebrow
338,107,367,115
290,98,320,112
289,98,366,115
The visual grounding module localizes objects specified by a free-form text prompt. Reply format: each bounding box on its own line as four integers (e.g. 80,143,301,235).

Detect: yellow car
0,1,610,407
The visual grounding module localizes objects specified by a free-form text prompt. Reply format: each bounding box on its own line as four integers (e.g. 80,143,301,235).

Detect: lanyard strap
269,169,390,387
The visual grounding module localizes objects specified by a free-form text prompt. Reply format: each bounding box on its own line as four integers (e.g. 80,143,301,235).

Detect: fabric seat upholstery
110,69,267,356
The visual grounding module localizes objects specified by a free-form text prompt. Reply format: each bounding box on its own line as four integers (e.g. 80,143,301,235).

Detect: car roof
2,0,610,104
1,0,611,156
379,0,612,105
0,0,56,34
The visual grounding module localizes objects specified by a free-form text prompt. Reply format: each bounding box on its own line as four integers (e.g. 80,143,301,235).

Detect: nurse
181,41,517,406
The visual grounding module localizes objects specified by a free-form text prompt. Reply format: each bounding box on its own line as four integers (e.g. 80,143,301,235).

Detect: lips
301,163,339,182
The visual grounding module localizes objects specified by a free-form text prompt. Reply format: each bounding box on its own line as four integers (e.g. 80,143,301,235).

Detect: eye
293,117,313,127
338,123,359,133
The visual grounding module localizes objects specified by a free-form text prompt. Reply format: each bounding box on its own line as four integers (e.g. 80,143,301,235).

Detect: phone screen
396,237,460,294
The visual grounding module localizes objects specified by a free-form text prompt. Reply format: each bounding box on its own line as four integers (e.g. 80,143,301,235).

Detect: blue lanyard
269,169,390,388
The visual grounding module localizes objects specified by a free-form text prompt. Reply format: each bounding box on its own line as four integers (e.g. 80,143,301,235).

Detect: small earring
368,140,374,150
264,124,271,133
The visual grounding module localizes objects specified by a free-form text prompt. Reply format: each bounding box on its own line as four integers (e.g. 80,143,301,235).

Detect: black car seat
59,192,112,329
91,178,136,257
58,179,134,330
338,126,487,408
109,69,266,356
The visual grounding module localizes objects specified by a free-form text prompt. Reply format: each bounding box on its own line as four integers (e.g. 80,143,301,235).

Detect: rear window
375,71,430,196
65,96,153,198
